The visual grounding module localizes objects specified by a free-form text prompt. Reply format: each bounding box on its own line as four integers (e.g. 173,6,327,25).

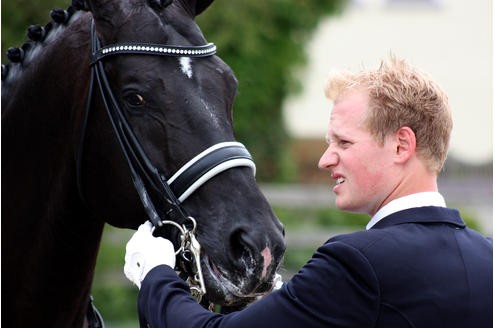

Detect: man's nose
318,145,338,170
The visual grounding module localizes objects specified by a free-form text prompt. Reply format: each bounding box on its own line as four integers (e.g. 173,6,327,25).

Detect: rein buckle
155,217,206,302
183,228,206,301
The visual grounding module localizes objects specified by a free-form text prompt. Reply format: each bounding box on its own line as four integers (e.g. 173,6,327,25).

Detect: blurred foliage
275,205,482,232
274,205,369,228
93,226,139,327
1,0,345,182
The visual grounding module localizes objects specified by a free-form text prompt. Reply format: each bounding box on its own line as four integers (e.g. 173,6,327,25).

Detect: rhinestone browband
91,42,217,63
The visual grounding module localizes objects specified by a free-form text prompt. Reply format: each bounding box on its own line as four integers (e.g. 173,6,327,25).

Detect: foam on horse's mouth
204,254,245,298
203,254,273,301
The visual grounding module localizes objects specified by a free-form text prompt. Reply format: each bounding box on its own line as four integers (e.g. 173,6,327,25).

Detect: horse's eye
124,92,146,108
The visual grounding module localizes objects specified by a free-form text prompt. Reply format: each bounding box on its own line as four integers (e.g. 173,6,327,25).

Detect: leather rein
80,21,256,303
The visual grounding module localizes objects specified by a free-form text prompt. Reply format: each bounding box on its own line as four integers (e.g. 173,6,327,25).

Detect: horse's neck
2,168,105,326
2,178,105,326
1,13,104,327
2,152,105,326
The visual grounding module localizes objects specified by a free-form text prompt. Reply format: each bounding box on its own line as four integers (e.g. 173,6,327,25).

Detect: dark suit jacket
138,206,493,327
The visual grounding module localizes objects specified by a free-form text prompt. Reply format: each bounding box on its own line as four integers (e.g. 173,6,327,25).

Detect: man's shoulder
321,222,429,258
325,228,395,252
322,217,491,259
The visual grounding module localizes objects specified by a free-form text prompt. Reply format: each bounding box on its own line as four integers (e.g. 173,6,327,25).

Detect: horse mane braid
27,25,47,42
51,8,70,24
2,0,89,81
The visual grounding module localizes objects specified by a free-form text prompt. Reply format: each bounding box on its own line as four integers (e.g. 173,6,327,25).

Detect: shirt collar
366,192,446,230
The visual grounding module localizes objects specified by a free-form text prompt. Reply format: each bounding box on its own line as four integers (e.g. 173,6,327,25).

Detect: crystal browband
91,42,217,64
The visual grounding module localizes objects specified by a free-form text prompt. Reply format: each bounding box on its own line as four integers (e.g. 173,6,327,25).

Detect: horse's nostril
229,228,256,262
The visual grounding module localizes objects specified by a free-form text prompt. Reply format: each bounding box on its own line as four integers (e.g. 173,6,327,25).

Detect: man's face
318,90,397,216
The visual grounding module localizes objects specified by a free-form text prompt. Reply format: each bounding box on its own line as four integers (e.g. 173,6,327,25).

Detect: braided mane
1,1,89,83
1,0,177,82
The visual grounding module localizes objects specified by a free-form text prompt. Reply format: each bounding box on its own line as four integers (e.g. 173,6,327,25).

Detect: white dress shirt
366,192,447,230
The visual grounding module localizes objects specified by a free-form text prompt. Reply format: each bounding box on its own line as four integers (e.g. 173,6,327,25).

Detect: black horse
1,0,286,326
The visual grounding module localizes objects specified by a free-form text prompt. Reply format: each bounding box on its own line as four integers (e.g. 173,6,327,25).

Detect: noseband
79,21,255,301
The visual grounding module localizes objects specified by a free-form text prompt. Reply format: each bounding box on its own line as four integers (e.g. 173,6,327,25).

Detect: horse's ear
147,0,173,10
193,0,215,15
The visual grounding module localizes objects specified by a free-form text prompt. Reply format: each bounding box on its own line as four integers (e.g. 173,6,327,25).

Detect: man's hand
124,221,176,289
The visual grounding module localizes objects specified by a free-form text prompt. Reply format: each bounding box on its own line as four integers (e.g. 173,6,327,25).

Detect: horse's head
82,0,286,306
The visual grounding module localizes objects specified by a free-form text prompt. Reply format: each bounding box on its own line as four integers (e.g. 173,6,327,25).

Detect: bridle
79,21,256,302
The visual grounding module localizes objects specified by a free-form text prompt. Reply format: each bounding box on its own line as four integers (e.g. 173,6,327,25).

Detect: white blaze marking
179,57,193,78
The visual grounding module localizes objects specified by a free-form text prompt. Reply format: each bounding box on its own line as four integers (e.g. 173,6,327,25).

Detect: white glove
273,273,284,290
124,221,176,289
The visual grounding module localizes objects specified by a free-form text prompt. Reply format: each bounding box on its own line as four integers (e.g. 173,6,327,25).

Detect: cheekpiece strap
91,42,217,64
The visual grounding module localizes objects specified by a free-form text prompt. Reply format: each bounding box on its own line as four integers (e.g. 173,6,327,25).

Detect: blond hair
325,56,452,174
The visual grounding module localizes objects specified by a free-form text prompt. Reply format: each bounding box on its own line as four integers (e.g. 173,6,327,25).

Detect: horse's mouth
202,253,277,305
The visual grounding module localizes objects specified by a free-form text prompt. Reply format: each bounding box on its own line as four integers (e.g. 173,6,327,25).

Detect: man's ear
393,126,416,163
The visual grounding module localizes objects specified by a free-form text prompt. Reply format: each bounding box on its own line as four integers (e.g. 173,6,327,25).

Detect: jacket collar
367,192,446,229
371,206,466,229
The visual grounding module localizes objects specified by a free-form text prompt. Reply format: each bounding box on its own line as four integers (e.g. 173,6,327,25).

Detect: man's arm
135,239,380,328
